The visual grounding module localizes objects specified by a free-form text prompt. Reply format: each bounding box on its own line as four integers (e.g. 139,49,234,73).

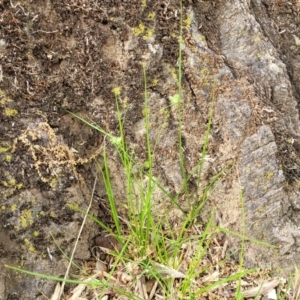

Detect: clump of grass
72,74,253,299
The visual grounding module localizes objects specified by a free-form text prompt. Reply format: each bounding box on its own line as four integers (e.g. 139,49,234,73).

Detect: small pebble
94,234,122,252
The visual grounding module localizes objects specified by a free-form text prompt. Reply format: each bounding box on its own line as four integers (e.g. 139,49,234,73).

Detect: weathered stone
2,0,300,298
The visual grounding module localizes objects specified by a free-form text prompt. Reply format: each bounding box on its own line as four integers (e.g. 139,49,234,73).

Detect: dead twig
57,176,98,299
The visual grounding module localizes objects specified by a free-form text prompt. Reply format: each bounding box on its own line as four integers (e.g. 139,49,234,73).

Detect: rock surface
1,0,300,298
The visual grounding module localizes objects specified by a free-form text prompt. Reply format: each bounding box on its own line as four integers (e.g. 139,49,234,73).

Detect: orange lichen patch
12,122,103,186
148,12,155,20
0,143,11,152
0,89,13,106
23,238,36,252
4,108,18,116
143,28,153,40
20,209,34,229
133,23,145,36
11,204,17,212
